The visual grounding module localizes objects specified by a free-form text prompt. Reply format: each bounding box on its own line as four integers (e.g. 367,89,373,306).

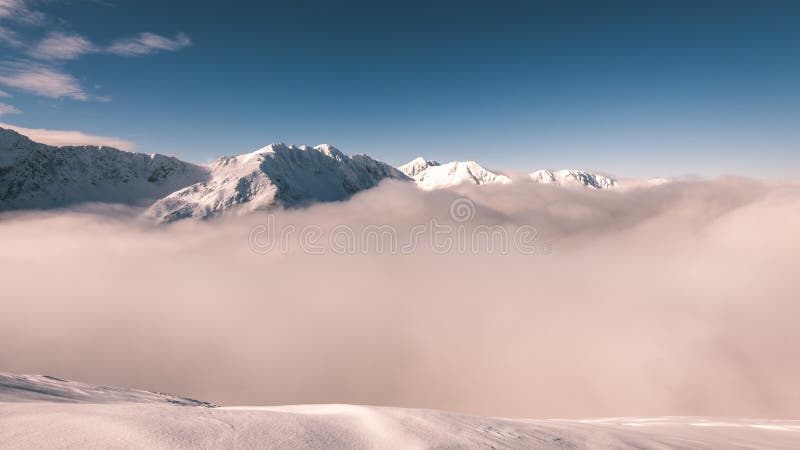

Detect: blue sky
0,0,798,177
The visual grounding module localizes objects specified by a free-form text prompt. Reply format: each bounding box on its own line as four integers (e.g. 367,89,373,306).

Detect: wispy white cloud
0,102,20,115
0,89,9,97
0,25,24,48
0,61,88,100
0,122,135,150
0,1,191,102
0,0,46,26
25,30,192,62
28,31,96,60
107,32,191,56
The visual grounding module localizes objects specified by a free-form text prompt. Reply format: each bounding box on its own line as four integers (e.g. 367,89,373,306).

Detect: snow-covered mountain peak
398,157,441,178
409,160,511,190
408,156,438,167
240,143,347,163
530,169,617,189
313,143,342,156
245,142,289,157
148,142,407,222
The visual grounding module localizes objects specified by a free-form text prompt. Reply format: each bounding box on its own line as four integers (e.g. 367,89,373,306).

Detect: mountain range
0,127,620,222
147,143,406,222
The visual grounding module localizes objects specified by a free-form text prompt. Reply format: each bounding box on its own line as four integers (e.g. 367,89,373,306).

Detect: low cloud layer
1,179,799,419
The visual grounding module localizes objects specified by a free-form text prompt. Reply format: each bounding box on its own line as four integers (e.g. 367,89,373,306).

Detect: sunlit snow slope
147,143,407,222
404,159,511,190
529,169,617,189
1,372,798,449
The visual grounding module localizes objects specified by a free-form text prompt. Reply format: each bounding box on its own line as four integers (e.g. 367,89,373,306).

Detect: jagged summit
398,157,441,178
397,156,615,191
529,169,616,189
147,143,407,222
313,143,344,157
401,159,511,190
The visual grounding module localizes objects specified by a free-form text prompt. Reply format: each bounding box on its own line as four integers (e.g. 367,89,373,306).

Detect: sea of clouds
1,178,799,418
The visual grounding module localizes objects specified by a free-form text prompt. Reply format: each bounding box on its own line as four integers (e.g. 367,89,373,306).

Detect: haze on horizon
0,0,798,178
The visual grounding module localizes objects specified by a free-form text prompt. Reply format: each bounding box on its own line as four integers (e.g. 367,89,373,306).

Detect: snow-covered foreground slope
0,373,214,406
403,158,512,190
148,143,407,222
0,127,208,210
1,373,798,449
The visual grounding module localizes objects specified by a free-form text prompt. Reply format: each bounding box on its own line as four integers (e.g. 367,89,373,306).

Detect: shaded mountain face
147,143,409,223
0,127,208,210
529,169,617,189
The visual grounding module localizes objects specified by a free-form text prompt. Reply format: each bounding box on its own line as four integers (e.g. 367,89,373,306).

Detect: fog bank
1,178,799,419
